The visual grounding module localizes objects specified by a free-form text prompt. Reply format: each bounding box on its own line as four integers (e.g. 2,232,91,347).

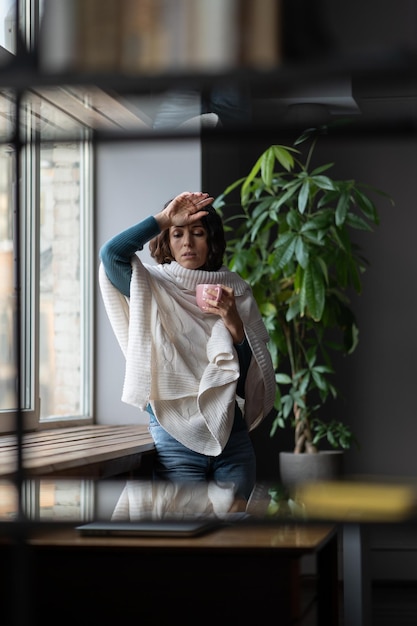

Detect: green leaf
311,369,330,392
273,145,298,171
273,231,298,269
241,155,264,203
301,260,325,320
261,147,277,188
354,187,380,223
295,235,309,268
346,212,375,232
285,297,301,322
274,180,304,211
287,208,302,230
335,190,350,226
298,179,310,213
311,175,335,191
310,163,334,176
276,373,292,385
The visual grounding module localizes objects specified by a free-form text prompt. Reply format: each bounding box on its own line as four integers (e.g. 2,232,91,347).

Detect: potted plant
214,125,392,485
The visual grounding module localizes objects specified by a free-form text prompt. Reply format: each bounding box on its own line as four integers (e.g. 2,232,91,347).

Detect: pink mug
196,283,222,311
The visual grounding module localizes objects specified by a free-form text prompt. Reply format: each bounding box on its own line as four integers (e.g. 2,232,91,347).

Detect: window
0,478,94,521
0,1,94,432
0,121,94,433
38,140,94,423
0,144,15,415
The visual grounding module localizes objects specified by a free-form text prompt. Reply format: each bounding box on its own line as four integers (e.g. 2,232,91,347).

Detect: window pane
0,145,16,411
39,143,91,420
0,480,18,520
34,479,94,521
0,479,95,521
0,0,16,56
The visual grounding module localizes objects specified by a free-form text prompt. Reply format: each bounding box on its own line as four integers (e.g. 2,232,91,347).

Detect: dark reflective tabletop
1,476,417,528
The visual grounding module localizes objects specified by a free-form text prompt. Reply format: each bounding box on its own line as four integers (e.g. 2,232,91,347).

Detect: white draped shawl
99,257,276,456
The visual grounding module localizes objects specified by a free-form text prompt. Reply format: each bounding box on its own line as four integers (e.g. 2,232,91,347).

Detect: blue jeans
148,414,256,501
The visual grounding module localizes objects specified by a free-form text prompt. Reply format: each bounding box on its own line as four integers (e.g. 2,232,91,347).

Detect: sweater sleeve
99,216,160,297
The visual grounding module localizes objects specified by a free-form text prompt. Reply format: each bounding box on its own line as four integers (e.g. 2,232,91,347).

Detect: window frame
36,135,95,429
0,108,95,434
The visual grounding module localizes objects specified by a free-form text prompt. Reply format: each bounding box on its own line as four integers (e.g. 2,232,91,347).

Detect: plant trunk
294,402,317,454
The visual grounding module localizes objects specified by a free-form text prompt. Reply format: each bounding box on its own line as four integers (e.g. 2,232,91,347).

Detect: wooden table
1,521,339,626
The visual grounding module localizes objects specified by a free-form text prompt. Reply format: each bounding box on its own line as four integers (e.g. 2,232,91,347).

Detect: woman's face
168,220,209,269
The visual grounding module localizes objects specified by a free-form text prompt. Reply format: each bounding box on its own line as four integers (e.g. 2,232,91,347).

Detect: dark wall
282,0,417,60
202,0,417,482
318,135,417,479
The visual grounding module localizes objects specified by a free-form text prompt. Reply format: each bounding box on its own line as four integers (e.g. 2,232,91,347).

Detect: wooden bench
0,424,155,478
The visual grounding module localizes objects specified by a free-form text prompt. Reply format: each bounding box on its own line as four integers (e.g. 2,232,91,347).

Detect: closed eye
171,228,206,238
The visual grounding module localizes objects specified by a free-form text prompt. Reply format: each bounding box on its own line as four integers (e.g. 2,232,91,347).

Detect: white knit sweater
99,256,276,456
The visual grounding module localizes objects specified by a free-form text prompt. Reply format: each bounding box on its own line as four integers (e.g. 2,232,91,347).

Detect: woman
99,191,276,503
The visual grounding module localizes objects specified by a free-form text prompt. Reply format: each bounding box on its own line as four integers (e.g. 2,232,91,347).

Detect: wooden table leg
317,529,340,625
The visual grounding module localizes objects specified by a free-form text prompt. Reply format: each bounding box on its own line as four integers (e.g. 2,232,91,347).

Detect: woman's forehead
170,220,205,230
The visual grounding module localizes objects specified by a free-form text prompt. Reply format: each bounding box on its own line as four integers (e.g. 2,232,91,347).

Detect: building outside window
38,141,93,422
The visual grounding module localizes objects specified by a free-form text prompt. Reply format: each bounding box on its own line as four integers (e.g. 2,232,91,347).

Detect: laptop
76,518,222,538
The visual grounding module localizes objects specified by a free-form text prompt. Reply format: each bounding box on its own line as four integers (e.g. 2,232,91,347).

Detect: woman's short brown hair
149,204,226,271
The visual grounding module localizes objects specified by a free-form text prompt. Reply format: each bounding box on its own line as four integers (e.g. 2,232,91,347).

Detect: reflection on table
1,476,417,525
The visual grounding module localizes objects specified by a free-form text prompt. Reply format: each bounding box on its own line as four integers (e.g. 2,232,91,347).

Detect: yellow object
296,480,417,522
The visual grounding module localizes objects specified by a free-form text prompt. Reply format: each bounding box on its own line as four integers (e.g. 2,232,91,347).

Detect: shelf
0,45,415,144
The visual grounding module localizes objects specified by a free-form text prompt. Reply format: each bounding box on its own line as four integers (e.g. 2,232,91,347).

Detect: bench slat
0,425,155,478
